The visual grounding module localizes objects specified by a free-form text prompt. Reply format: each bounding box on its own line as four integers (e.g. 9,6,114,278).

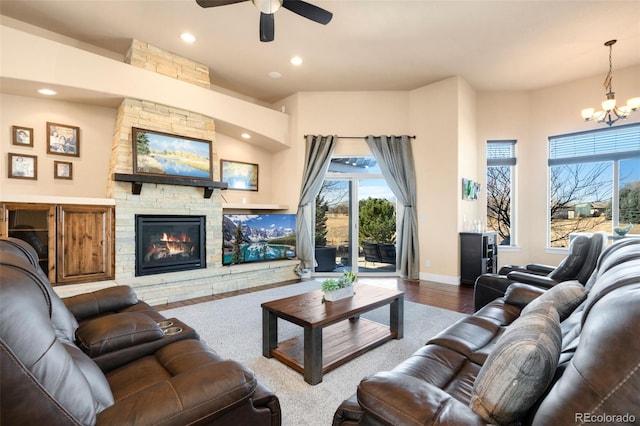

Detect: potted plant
321,271,356,302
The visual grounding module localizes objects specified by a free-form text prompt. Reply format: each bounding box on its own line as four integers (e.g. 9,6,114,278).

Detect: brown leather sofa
0,237,281,425
333,238,640,425
474,231,607,311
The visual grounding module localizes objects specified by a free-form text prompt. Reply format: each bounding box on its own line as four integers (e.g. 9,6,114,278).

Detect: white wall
0,94,115,198
409,77,466,282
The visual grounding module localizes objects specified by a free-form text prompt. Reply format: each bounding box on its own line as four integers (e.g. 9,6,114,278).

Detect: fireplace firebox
135,215,206,276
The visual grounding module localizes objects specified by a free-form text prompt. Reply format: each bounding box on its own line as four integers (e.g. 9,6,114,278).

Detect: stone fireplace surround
103,98,297,305
45,40,296,304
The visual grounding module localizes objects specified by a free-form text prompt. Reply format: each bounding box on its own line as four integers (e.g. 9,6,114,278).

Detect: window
315,156,398,274
486,140,516,246
548,123,640,247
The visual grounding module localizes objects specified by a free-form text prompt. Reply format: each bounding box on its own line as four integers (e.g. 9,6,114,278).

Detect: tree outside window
486,141,516,245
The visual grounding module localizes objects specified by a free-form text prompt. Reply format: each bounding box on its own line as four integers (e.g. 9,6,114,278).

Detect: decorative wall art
47,122,80,157
462,178,481,200
132,127,213,180
8,153,37,180
54,161,73,180
220,160,259,191
12,126,34,147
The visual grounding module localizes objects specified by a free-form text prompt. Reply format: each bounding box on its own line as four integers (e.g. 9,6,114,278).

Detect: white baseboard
419,272,460,285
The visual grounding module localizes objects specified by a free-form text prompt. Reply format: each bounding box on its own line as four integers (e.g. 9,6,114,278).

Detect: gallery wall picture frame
220,159,259,191
8,153,37,180
12,126,34,147
132,127,213,180
47,122,80,157
54,160,73,180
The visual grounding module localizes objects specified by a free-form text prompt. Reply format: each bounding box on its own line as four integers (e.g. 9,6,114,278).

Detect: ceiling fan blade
260,12,275,42
196,0,248,8
282,0,332,24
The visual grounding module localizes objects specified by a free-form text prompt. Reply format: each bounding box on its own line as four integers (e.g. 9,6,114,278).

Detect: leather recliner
473,231,607,311
0,237,282,425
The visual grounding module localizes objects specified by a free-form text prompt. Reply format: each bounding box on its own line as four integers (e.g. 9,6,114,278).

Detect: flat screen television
222,214,296,265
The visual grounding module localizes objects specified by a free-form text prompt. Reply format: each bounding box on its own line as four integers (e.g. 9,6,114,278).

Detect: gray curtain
366,135,419,280
296,135,337,270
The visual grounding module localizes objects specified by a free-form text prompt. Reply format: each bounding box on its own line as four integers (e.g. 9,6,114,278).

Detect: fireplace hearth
135,215,206,276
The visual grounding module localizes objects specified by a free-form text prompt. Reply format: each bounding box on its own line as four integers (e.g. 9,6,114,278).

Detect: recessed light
37,88,57,95
180,32,196,43
268,71,282,79
241,133,251,139
290,56,303,66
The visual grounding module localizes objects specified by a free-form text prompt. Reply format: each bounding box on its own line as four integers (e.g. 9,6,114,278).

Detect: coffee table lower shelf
269,318,397,376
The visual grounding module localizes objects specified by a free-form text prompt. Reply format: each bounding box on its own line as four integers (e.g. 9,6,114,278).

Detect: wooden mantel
113,173,228,198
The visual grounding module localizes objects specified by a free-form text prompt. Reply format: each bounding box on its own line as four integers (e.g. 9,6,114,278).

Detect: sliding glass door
315,157,397,274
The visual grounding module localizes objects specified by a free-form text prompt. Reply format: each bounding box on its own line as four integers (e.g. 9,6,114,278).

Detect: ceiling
1,0,639,105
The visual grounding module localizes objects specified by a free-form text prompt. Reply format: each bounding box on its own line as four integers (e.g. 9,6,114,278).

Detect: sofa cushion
521,280,587,321
470,302,561,425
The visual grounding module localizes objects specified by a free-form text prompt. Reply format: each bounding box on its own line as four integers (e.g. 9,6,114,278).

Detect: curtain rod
304,135,416,139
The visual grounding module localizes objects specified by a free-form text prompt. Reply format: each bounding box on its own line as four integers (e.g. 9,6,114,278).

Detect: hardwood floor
158,277,475,314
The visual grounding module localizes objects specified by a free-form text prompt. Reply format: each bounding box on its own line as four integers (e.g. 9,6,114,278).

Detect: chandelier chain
603,42,613,93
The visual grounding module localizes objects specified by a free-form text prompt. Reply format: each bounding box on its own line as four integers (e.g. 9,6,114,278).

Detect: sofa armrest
96,359,258,426
63,286,139,320
75,312,164,357
356,372,484,425
506,271,557,289
525,263,555,275
504,283,546,308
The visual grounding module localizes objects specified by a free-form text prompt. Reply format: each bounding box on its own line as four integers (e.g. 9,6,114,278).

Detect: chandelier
581,40,640,127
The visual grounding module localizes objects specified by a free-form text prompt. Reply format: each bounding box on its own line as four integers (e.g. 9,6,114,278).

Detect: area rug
161,281,466,426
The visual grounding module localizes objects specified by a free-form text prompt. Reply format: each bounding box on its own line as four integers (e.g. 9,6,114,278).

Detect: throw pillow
470,301,561,425
521,280,587,321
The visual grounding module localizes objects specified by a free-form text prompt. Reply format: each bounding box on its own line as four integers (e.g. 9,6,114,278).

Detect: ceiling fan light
252,0,282,14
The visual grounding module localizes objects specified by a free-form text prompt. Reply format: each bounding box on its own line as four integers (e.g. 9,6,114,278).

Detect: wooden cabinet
460,232,498,285
1,203,56,281
57,205,114,284
1,202,114,285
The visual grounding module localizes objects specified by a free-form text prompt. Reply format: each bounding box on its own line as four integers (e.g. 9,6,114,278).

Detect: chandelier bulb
581,108,595,120
628,97,640,111
602,98,617,111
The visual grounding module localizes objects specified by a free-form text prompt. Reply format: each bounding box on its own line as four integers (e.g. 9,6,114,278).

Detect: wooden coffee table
261,283,404,385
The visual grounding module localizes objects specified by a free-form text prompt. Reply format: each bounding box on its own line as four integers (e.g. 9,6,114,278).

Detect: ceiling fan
196,0,333,42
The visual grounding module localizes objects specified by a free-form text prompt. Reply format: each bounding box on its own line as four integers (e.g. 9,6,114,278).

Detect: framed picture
12,126,34,147
8,153,37,180
462,178,481,200
54,160,73,180
132,127,213,180
220,159,259,191
47,122,80,157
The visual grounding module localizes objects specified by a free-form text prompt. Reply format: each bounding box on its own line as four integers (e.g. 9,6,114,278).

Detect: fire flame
160,232,193,256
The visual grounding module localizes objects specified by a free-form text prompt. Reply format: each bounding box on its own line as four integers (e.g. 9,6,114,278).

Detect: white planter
323,286,354,302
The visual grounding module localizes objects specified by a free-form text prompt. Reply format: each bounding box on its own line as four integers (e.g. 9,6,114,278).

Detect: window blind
487,140,516,166
549,123,640,166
